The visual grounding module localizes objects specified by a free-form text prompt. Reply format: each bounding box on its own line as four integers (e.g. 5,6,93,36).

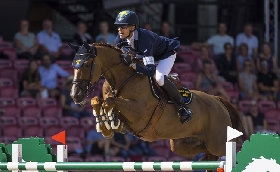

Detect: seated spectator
127,133,157,157
236,43,255,73
96,38,106,43
160,21,176,38
73,21,93,45
14,19,40,60
196,60,229,100
257,42,278,73
216,43,237,84
143,22,153,31
196,45,217,74
230,97,244,116
110,133,131,159
257,61,278,101
207,22,234,62
59,76,92,119
230,97,252,140
37,19,63,60
20,60,41,98
95,21,116,44
39,54,68,98
244,100,267,134
238,60,258,100
86,127,118,157
236,23,258,60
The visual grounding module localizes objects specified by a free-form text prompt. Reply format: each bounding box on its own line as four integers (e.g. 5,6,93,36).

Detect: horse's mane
92,43,122,53
92,42,142,64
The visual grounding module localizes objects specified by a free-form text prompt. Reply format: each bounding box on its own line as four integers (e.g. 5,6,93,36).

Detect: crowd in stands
1,18,280,164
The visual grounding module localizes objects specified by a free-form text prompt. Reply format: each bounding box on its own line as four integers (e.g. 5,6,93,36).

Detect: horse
69,42,242,167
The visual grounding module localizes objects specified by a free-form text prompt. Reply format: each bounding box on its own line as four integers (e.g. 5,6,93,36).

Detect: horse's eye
84,62,90,67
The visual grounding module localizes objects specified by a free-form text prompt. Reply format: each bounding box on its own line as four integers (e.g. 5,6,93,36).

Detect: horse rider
114,10,193,123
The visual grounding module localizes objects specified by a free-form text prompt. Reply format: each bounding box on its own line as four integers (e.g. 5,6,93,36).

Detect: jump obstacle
3,126,275,172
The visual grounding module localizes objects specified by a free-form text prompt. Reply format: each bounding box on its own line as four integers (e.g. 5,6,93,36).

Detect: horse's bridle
72,52,125,97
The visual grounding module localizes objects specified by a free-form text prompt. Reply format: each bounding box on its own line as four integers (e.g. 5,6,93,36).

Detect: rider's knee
155,73,164,86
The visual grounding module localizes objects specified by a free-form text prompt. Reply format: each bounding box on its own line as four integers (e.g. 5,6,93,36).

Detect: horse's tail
216,96,243,132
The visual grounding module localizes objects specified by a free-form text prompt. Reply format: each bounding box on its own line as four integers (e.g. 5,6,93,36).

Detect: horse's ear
68,43,79,52
83,41,91,52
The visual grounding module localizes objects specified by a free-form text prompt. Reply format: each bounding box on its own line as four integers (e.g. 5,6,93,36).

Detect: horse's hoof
102,131,114,139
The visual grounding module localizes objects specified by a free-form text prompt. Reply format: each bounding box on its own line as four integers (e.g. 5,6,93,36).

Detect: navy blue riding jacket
115,28,180,77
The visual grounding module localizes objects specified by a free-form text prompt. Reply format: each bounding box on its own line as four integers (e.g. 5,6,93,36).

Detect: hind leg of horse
200,154,220,172
170,138,208,157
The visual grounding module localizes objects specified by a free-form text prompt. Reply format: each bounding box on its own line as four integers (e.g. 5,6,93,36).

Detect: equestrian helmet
114,10,139,27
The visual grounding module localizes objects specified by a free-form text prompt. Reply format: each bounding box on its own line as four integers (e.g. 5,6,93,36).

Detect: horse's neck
98,47,134,89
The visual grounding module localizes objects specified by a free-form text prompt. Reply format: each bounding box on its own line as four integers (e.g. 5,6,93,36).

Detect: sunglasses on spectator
117,25,130,29
225,47,232,50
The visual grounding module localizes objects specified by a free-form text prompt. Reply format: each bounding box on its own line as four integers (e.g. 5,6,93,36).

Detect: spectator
230,97,253,140
96,38,106,43
14,19,40,60
207,22,234,61
110,133,131,159
196,45,217,74
143,22,153,31
236,43,255,73
39,54,68,98
127,133,157,157
160,21,176,38
196,60,229,100
20,60,41,98
236,23,258,60
216,43,237,84
37,19,63,60
59,75,92,119
238,60,258,100
244,100,267,134
257,42,278,73
95,21,116,44
257,61,278,101
86,127,118,156
73,21,93,45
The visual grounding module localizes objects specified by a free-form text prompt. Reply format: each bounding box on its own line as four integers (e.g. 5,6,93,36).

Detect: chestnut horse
70,42,242,164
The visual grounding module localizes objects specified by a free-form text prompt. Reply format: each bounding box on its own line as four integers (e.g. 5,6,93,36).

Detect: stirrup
179,107,193,123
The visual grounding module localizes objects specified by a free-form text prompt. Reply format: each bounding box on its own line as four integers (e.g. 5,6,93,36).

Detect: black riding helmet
114,10,139,27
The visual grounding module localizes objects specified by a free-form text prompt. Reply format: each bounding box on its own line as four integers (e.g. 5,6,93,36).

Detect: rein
73,51,137,98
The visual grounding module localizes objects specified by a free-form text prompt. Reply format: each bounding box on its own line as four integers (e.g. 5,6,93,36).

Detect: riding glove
121,53,132,66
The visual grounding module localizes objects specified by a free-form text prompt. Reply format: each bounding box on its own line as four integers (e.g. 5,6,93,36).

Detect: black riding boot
161,76,193,123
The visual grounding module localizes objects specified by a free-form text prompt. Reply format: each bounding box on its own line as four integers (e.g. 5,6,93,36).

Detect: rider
114,10,193,123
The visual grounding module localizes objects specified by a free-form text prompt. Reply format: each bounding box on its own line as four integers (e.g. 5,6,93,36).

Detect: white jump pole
225,126,243,172
57,145,68,172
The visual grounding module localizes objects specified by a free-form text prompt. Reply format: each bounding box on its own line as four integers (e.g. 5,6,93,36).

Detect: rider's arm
134,56,156,77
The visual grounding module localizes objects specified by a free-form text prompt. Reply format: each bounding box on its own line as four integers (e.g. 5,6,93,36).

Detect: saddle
138,73,193,141
148,73,193,105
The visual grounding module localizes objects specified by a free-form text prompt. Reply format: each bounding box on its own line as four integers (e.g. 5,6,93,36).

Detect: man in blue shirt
114,10,192,123
37,19,63,60
95,21,116,44
236,23,258,59
39,54,69,98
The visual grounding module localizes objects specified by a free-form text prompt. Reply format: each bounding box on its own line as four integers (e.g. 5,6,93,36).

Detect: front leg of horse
103,97,132,133
103,97,140,123
91,96,114,139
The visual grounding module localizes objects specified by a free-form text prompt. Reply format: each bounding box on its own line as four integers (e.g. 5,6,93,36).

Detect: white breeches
154,54,176,86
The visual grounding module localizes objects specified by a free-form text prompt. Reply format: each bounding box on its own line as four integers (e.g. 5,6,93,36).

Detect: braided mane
92,42,142,64
92,43,122,53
